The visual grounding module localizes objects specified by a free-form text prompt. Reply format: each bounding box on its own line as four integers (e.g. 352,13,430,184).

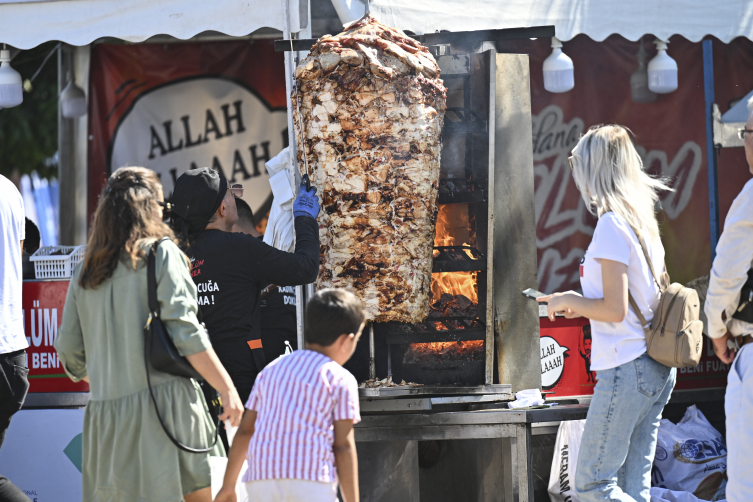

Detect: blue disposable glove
293,178,320,219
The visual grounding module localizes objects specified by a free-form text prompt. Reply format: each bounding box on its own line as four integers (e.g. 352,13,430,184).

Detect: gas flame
431,272,478,303
407,340,484,361
432,205,478,303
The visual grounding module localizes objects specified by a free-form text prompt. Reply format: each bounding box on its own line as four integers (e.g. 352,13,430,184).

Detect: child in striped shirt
215,288,366,502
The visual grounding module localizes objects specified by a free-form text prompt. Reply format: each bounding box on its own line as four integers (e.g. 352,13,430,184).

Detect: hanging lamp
647,39,678,94
60,70,87,118
0,47,23,108
543,36,574,93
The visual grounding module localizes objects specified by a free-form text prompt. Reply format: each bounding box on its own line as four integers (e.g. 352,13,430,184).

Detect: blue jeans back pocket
635,354,670,397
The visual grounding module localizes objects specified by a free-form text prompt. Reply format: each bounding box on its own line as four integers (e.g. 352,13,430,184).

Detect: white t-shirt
580,212,664,371
0,175,28,354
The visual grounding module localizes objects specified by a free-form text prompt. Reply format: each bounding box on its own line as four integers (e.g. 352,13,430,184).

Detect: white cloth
262,147,297,253
0,175,28,354
705,178,753,339
725,344,753,502
244,479,338,502
507,388,546,408
580,212,664,371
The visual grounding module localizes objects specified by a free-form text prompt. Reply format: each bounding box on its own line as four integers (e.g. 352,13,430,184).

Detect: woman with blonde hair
55,167,244,502
539,125,675,502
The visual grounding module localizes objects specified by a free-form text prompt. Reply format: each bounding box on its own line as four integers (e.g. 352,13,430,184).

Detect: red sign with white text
541,317,727,397
540,317,596,398
22,281,89,393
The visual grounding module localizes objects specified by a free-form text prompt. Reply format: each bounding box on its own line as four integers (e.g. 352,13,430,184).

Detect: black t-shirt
186,216,319,389
260,286,298,363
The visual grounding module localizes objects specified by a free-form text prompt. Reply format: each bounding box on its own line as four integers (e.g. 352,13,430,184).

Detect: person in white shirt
705,96,753,502
539,125,675,502
0,174,32,502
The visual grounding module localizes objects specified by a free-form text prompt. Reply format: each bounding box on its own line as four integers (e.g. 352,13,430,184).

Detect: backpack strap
628,292,649,328
632,228,663,292
627,226,667,329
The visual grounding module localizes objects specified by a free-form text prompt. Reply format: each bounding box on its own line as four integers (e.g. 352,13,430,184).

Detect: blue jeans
726,344,753,501
575,353,676,502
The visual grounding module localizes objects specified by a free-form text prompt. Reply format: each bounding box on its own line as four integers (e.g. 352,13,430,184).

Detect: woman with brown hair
54,167,244,502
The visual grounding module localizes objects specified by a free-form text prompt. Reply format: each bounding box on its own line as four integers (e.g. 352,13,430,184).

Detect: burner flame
406,340,484,362
432,205,478,303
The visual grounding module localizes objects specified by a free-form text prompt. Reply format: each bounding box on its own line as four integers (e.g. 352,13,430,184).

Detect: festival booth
3,1,753,500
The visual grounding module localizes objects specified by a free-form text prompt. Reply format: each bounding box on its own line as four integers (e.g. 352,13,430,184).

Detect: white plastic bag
650,486,726,502
548,419,586,502
263,147,297,253
652,406,727,501
210,422,250,501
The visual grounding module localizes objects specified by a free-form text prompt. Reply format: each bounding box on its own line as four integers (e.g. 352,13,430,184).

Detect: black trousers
200,381,252,453
0,350,31,502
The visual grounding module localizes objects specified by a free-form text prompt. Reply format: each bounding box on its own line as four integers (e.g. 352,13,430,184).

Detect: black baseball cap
170,167,228,238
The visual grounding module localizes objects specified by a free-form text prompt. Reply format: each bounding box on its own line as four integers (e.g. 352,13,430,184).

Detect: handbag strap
147,237,169,318
144,237,219,454
626,226,666,328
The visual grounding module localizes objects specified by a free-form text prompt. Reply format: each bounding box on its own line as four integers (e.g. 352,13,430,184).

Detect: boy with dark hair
216,289,366,502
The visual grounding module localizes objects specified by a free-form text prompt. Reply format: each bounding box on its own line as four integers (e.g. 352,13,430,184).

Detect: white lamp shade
0,50,23,108
647,40,678,94
543,38,574,93
60,80,87,118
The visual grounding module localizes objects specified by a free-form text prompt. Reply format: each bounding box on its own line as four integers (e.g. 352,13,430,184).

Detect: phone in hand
522,288,546,303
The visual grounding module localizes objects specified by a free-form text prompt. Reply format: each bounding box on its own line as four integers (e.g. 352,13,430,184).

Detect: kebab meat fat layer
293,15,446,322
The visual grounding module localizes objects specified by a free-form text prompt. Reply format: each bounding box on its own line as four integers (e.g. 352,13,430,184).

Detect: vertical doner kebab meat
293,15,446,322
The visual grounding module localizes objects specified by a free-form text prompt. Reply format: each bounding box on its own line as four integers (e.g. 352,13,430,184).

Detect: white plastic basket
29,245,87,279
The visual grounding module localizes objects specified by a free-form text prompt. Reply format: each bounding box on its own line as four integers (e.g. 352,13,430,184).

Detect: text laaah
293,15,446,322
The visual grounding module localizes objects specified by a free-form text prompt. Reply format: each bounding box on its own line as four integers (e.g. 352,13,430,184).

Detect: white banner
110,77,288,215
0,409,85,502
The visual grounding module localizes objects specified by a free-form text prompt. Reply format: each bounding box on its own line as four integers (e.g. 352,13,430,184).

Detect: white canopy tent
331,0,753,42
0,0,308,49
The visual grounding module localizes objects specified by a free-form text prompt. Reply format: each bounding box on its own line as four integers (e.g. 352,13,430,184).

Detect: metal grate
438,178,486,204
443,107,487,134
385,319,485,344
432,245,485,273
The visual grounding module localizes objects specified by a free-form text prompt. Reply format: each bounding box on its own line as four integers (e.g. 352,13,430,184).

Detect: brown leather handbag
627,232,703,368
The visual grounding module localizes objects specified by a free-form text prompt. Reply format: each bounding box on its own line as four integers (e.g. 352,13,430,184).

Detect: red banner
513,35,753,294
23,280,89,393
541,317,729,397
87,40,287,219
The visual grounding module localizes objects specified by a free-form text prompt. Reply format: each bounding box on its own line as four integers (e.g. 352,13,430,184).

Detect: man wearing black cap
169,167,319,408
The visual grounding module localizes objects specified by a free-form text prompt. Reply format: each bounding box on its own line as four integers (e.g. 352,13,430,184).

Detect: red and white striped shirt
243,350,361,483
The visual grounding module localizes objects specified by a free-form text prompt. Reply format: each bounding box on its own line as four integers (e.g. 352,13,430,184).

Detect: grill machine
279,25,552,501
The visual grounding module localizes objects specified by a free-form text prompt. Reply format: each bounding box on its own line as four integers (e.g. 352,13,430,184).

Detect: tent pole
703,39,720,263
282,0,306,351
